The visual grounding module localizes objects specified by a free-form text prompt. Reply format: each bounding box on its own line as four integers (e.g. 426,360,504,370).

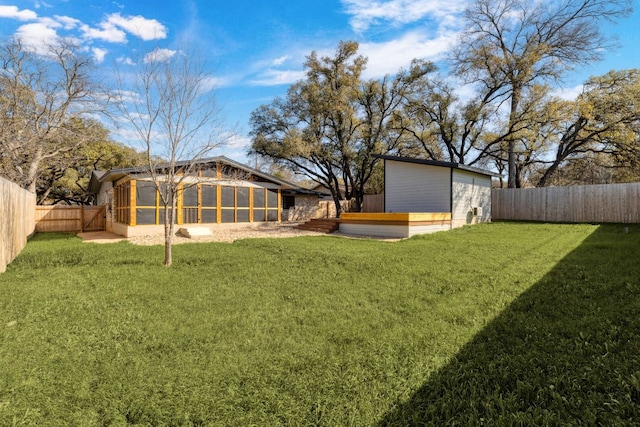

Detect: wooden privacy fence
1,177,36,273
35,205,107,233
362,193,384,212
492,182,640,223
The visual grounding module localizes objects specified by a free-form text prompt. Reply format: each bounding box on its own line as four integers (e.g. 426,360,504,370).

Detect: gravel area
127,222,325,245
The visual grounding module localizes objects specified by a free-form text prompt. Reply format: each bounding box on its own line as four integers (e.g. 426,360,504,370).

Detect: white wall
339,223,450,238
385,161,451,212
451,169,492,228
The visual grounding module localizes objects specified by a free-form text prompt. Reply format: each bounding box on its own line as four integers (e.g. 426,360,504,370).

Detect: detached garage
340,155,495,238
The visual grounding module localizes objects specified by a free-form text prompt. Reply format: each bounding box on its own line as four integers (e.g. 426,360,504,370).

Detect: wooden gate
35,205,107,232
82,206,107,231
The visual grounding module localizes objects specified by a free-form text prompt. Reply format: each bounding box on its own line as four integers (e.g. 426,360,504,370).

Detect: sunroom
90,156,319,237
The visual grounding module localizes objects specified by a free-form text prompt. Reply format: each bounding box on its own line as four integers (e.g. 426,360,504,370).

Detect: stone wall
286,195,319,221
97,180,114,232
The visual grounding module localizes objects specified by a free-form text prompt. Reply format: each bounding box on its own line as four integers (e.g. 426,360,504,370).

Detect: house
88,156,320,237
309,183,348,201
339,155,496,238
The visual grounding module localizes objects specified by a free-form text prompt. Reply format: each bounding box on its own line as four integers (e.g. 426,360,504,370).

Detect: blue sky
0,0,638,162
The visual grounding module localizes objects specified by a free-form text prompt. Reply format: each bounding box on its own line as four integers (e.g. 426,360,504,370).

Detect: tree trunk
507,140,516,188
163,201,174,267
353,189,364,213
507,85,522,188
164,228,172,266
25,147,43,194
332,194,342,218
537,160,562,187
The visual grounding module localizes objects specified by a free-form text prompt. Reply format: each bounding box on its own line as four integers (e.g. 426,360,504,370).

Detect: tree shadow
378,224,640,426
29,232,81,242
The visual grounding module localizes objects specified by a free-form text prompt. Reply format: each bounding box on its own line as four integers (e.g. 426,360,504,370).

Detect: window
114,181,131,224
136,181,157,207
221,186,235,223
236,187,250,222
182,185,198,224
201,185,217,223
282,195,295,210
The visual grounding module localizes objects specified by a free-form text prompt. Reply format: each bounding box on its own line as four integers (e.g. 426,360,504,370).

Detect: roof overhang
374,155,499,178
89,156,323,196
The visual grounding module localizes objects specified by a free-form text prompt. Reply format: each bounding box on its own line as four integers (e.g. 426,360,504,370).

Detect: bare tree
452,0,632,187
115,48,228,266
0,38,106,195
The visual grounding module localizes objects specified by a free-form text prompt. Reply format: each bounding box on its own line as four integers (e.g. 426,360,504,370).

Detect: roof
88,155,321,195
374,155,499,177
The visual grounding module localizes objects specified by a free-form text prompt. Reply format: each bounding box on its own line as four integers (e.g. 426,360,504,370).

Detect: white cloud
54,15,80,30
246,25,456,87
200,75,235,91
0,5,37,21
34,1,52,9
271,55,290,66
552,84,584,101
106,13,167,41
80,22,127,43
11,15,86,54
223,132,251,150
80,13,167,43
114,90,142,105
14,22,60,53
341,0,467,32
249,69,306,87
117,56,136,66
92,47,108,63
143,47,177,63
360,30,456,78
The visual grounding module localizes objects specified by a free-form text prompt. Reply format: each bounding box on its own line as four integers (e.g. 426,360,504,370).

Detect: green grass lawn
1,222,639,426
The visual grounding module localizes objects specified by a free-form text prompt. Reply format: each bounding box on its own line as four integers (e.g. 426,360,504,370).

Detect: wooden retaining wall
492,183,640,223
35,205,107,233
1,177,36,273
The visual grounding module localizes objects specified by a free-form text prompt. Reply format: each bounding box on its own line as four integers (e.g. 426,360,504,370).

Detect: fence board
1,177,36,273
363,194,384,212
35,205,106,232
492,183,640,223
82,206,107,231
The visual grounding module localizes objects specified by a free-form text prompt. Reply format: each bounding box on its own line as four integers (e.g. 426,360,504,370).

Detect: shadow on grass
378,224,640,426
29,232,80,242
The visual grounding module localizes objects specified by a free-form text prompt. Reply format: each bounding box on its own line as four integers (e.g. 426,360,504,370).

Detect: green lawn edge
1,223,638,425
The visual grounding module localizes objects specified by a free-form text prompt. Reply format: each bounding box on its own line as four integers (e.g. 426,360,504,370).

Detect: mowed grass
0,222,639,425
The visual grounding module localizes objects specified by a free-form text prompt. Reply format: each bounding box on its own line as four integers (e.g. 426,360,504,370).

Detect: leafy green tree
398,75,502,166
534,69,640,186
37,121,145,204
452,0,632,187
529,153,640,186
0,38,106,193
250,41,435,215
